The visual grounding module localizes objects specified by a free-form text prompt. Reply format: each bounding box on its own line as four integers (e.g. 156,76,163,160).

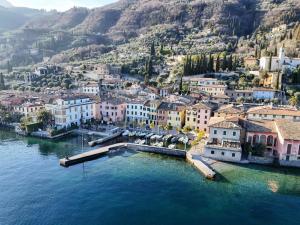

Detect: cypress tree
228,55,233,71
209,54,214,72
202,54,207,73
150,41,155,57
216,55,220,72
145,57,153,84
221,53,227,71
268,53,273,72
0,73,5,90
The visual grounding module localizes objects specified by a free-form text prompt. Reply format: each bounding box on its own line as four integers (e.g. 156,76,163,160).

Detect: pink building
245,119,300,167
185,103,212,132
97,99,126,123
275,120,300,167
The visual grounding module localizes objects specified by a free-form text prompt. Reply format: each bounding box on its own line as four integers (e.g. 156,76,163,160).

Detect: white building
46,95,94,128
259,47,300,71
80,83,100,95
204,117,243,162
126,100,149,125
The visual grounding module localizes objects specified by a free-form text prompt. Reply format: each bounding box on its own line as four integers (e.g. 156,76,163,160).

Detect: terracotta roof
243,120,277,133
212,94,230,99
275,120,300,141
216,104,243,114
247,106,300,117
208,117,242,130
187,102,211,111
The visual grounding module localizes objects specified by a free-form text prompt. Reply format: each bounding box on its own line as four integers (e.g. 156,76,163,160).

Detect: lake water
0,131,300,225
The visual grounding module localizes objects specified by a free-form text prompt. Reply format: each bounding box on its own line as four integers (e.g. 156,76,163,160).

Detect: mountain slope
0,0,299,67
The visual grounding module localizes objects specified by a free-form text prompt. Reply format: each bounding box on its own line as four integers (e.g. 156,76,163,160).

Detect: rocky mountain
0,0,299,67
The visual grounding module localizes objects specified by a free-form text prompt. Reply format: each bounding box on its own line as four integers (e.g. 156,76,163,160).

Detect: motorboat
122,130,130,136
168,144,176,149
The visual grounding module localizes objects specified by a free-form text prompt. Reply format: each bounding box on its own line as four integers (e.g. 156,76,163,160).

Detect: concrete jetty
60,143,186,167
88,132,122,147
186,151,216,179
60,143,127,167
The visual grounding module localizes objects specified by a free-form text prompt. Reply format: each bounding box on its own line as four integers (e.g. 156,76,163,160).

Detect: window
214,130,217,135
211,151,215,155
221,152,225,156
223,131,227,136
232,153,235,157
233,131,236,136
298,145,300,155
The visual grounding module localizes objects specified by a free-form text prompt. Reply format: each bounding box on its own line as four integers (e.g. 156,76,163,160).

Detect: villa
204,117,244,162
46,95,94,128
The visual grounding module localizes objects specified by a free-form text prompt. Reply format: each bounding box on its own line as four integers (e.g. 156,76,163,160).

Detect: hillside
0,0,299,68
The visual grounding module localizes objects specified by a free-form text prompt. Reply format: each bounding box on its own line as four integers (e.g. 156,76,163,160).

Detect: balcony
205,139,242,151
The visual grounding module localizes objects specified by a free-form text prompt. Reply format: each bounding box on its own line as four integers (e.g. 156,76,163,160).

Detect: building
245,119,300,167
225,89,253,101
14,102,44,120
204,117,243,162
210,93,230,104
190,84,227,96
185,103,212,132
157,102,186,129
252,88,284,101
247,105,300,121
259,47,300,71
46,95,94,128
244,57,258,70
95,64,121,75
126,99,149,125
183,77,222,86
244,119,278,157
80,83,100,95
275,120,300,167
214,104,245,118
98,99,126,123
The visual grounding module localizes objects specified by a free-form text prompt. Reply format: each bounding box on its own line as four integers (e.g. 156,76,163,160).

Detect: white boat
150,135,158,141
128,131,136,137
122,130,130,136
156,142,164,147
135,139,141,144
139,140,146,145
168,144,176,149
145,133,154,138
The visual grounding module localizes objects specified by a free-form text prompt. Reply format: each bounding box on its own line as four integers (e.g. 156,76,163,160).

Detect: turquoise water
0,131,300,225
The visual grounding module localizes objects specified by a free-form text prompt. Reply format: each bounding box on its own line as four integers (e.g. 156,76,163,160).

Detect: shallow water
0,131,300,225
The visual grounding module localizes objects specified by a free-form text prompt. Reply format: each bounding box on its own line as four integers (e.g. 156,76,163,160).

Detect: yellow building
158,102,186,129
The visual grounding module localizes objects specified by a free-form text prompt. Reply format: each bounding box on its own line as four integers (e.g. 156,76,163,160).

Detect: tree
0,73,5,90
7,61,13,74
37,110,52,128
268,52,273,72
252,77,260,87
150,121,155,130
294,92,300,103
221,53,227,71
145,57,153,84
227,55,233,71
289,96,298,106
150,41,155,57
215,55,220,72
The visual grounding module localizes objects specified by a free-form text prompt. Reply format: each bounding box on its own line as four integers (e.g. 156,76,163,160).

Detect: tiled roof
247,106,300,117
216,104,243,114
187,102,211,111
208,117,242,130
275,120,300,141
243,120,277,133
